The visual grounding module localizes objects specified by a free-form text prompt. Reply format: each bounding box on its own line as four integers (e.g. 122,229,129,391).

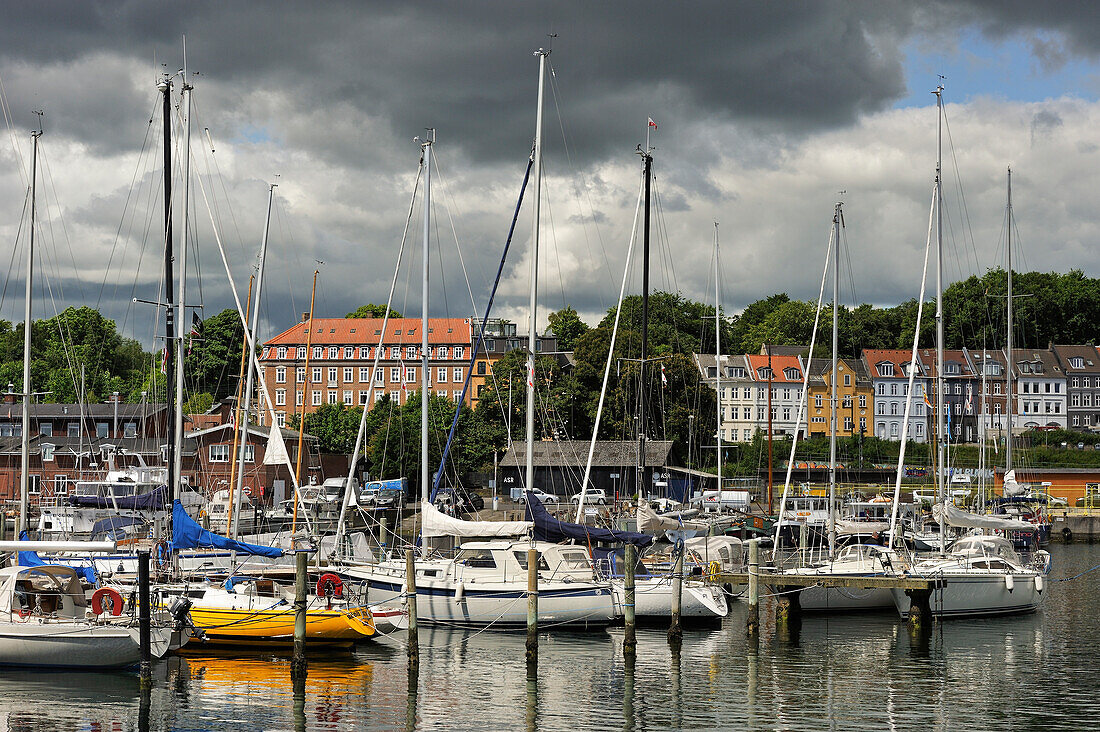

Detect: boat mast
173,51,193,502
1005,167,1014,478
636,147,652,501
767,346,773,514
526,48,548,503
420,130,433,526
230,182,276,540
934,84,946,553
828,201,841,559
225,276,253,535
714,223,722,496
158,74,178,509
292,270,318,539
19,122,41,535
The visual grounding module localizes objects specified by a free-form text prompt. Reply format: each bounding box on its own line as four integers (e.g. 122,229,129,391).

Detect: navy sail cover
523,492,653,547
171,500,284,558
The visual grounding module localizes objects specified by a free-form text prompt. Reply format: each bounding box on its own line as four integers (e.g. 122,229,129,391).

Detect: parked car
570,489,608,505
647,497,683,512
433,486,484,514
517,488,560,505
1024,491,1068,507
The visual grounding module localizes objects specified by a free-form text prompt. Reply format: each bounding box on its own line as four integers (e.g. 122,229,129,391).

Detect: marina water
3,543,1098,731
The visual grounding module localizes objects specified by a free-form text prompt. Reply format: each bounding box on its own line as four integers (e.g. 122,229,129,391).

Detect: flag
648,117,658,130
965,383,973,415
188,312,200,354
160,348,167,375
661,364,668,389
527,362,534,389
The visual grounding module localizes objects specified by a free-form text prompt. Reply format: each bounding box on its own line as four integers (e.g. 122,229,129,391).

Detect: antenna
31,110,43,136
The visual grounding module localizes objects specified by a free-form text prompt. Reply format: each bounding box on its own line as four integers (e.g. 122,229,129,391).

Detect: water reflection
0,544,1095,730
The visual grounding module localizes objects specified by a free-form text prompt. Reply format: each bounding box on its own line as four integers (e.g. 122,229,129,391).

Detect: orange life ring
91,587,124,616
316,573,344,599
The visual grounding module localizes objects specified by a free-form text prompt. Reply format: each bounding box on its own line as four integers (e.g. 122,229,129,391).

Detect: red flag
160,349,167,375
661,364,668,389
648,117,658,130
188,312,200,354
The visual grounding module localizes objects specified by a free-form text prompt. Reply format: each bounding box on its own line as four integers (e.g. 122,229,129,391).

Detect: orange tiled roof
264,318,472,348
744,354,803,383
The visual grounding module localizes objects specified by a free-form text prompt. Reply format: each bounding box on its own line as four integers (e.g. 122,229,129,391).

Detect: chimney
301,312,310,323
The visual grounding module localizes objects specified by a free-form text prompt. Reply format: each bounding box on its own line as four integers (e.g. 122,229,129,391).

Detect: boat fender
708,561,720,579
316,573,344,600
92,587,125,616
1004,574,1015,593
1062,527,1073,543
155,541,171,569
454,582,465,601
1035,576,1044,594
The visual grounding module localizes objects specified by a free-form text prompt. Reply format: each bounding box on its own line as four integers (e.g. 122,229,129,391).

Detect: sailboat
891,90,1050,619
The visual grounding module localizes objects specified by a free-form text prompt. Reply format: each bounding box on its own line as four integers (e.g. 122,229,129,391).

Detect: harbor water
4,543,1100,731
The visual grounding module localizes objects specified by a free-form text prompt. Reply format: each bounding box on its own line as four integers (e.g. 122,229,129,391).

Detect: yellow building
805,357,873,438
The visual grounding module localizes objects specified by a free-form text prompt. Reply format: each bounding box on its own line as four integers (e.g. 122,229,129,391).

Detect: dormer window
757,367,773,380
945,362,960,375
784,368,800,381
1019,362,1032,374
707,367,717,378
730,367,746,379
1071,357,1085,369
1033,362,1044,374
877,362,895,377
41,443,55,462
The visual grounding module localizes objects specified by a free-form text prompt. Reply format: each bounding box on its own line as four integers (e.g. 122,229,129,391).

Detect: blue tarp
17,531,98,583
171,500,283,558
523,491,653,547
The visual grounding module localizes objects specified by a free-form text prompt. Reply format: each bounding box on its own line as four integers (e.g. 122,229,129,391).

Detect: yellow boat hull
182,605,375,646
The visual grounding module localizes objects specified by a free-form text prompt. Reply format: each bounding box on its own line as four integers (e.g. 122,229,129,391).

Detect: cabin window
513,552,551,571
557,551,592,571
456,548,496,569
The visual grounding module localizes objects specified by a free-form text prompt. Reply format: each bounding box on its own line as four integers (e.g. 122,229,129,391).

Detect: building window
96,423,108,438
783,407,791,420
38,423,53,437
814,395,822,409
41,443,55,461
27,476,40,495
1073,414,1081,427
343,390,353,405
123,422,137,438
209,445,230,462
359,347,370,359
277,346,287,359
67,422,79,437
391,390,400,402
328,391,338,404
477,361,487,376
842,395,852,409
843,374,851,386
859,417,866,432
859,394,867,408
297,367,306,383
312,391,322,406
1085,377,1092,388
359,391,369,405
343,346,353,359
890,403,898,416
994,383,1001,395
313,346,323,359
437,347,449,359
406,368,416,382
312,367,322,383
375,392,384,403
242,444,255,462
453,391,462,403
390,368,401,383
328,346,338,359
359,367,370,382
275,411,286,428
916,423,924,436
455,347,465,360
297,346,306,359
327,368,338,385
844,417,853,431
453,367,463,382
437,367,447,383
890,423,898,437
878,383,885,395
53,475,68,495
275,389,286,406
343,367,353,382
404,346,416,360
375,368,384,385
276,367,286,384
296,391,303,406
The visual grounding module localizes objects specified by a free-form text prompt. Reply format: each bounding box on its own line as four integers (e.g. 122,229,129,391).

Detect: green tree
546,305,589,351
185,308,245,402
346,304,402,319
302,402,365,453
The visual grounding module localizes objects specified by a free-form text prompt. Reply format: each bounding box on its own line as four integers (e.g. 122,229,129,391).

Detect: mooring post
668,543,684,648
747,538,760,636
799,521,809,563
291,550,308,679
526,546,539,663
406,548,419,670
906,583,934,637
624,542,637,657
380,515,389,553
138,549,152,687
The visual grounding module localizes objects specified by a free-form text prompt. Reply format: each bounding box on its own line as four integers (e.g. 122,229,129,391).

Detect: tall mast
714,223,722,493
292,270,318,539
19,123,41,535
420,130,433,521
230,182,276,539
767,346,773,513
526,48,548,500
934,84,946,553
174,52,193,500
1005,167,1014,475
636,148,652,499
158,74,177,507
828,201,841,559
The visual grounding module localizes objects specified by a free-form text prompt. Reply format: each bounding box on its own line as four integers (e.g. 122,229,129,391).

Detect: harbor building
918,349,979,443
862,349,929,442
1051,344,1100,431
1009,348,1067,430
803,357,873,440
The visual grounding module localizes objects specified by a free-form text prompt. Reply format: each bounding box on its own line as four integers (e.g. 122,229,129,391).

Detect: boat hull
0,623,169,669
891,572,1043,618
611,578,728,619
799,585,894,611
181,605,375,646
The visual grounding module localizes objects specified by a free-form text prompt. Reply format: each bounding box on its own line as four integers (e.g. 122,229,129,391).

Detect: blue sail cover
69,484,168,509
524,492,653,547
171,500,283,558
17,532,98,583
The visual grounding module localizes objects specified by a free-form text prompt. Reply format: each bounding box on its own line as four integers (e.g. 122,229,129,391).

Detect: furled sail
421,501,531,538
636,504,708,533
171,500,284,558
933,501,1035,531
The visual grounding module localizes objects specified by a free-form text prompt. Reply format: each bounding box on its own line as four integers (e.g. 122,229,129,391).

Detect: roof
186,423,315,443
2,403,169,419
264,317,473,348
861,349,925,377
1052,344,1100,373
917,349,976,378
1009,348,1063,378
0,435,195,457
500,440,673,468
744,354,803,383
760,344,808,357
802,357,871,385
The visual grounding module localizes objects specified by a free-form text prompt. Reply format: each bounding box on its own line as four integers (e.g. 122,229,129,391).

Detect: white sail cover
420,501,532,538
835,519,890,535
933,501,1035,531
636,504,709,533
1002,469,1026,497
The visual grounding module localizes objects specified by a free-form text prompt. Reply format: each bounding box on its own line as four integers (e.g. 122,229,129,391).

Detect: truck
697,489,751,514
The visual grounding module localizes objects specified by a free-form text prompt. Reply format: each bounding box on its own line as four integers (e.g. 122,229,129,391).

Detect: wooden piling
906,586,933,636
137,550,152,687
746,539,759,637
667,544,684,647
291,550,308,679
406,549,419,670
380,515,389,551
526,546,538,663
623,543,637,656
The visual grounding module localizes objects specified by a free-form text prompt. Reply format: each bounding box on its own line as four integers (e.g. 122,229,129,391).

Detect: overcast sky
2,1,1100,347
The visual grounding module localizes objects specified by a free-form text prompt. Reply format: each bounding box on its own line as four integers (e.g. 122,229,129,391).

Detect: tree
346,304,402,319
546,305,589,351
185,309,245,402
302,402,364,453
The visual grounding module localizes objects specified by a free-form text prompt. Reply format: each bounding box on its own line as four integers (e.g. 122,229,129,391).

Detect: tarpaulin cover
17,531,98,583
933,501,1035,531
524,491,653,547
171,500,284,558
68,484,168,509
421,501,531,538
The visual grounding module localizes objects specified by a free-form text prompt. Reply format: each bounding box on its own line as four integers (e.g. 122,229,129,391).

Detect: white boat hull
799,584,894,610
611,578,728,619
891,572,1043,618
0,623,170,669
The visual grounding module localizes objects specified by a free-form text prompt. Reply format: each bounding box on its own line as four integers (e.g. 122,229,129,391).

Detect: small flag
661,364,668,389
527,362,535,389
188,312,200,354
648,117,658,130
965,383,973,415
160,349,167,375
